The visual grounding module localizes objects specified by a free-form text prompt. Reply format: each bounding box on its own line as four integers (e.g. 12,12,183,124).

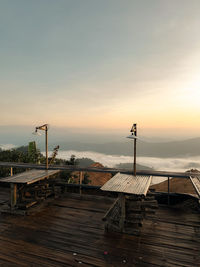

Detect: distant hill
150,178,197,195
115,163,153,171
72,162,112,186
51,137,200,158
73,162,152,186
75,157,95,167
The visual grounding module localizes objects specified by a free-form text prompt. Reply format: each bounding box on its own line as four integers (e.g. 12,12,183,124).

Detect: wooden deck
0,190,199,266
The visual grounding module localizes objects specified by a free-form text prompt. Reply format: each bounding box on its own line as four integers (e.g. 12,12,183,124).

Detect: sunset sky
1,0,200,139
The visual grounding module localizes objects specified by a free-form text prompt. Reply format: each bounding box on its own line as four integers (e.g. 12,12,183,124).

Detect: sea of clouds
54,150,200,185
2,145,200,173
55,150,200,172
2,144,199,185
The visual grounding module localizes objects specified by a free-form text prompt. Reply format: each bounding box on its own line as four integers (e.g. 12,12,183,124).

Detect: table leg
10,183,17,209
119,193,125,232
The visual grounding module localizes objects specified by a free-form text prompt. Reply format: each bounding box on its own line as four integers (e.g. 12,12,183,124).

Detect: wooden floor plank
0,190,199,266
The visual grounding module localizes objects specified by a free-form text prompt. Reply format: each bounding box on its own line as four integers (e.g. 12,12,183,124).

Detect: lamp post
127,123,137,176
33,124,49,170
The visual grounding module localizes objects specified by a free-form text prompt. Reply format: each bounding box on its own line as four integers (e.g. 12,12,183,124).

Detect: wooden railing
1,161,199,203
0,161,195,178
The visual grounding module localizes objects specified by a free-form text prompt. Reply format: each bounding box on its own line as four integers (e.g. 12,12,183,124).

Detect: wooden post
10,167,13,176
10,183,17,209
168,177,170,205
80,171,83,195
119,193,126,232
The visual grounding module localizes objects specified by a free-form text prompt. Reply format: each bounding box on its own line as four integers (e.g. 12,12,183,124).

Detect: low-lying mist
53,150,200,172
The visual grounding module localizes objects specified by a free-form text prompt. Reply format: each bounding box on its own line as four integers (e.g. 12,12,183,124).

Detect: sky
1,0,200,140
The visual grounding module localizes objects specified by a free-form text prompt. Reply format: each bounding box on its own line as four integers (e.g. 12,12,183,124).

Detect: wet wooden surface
0,170,60,184
0,189,199,266
101,173,152,196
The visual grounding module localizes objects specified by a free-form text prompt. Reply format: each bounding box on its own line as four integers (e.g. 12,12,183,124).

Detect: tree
82,173,91,184
28,141,41,164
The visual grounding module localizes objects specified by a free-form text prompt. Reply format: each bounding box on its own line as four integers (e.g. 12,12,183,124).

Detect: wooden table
101,172,152,195
0,169,60,209
101,172,152,233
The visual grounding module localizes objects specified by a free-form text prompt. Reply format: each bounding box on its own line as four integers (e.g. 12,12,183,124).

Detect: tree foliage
82,173,91,184
0,145,77,181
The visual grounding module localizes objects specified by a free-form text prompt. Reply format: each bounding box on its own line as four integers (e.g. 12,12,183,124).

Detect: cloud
51,150,200,185
0,144,16,150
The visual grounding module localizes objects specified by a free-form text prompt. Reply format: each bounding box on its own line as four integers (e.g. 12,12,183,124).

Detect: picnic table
101,172,153,233
101,172,152,195
0,169,60,209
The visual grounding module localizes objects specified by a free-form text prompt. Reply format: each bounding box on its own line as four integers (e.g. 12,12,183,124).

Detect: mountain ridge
43,137,200,158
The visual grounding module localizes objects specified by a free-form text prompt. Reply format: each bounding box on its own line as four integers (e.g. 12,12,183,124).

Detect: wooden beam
190,176,200,198
102,198,119,221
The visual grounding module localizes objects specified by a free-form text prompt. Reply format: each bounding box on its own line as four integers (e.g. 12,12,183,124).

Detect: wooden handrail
0,161,197,178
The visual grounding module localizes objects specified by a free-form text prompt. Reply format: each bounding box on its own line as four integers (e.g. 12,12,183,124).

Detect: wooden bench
0,169,60,209
101,172,155,234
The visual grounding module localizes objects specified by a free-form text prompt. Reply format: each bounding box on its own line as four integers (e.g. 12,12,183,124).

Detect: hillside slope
72,162,112,186
150,178,197,195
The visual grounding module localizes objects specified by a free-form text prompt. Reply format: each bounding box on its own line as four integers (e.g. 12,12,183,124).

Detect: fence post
168,177,170,205
80,171,83,195
10,183,17,209
10,167,13,176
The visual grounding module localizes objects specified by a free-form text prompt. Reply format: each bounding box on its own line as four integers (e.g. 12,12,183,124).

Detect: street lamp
33,124,49,170
127,123,137,176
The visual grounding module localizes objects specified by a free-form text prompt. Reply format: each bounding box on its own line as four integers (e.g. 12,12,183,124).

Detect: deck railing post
10,167,13,176
168,177,170,205
10,183,17,210
80,171,83,195
10,166,16,209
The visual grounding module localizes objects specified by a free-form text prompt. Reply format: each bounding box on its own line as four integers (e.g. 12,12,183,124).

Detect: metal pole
134,138,136,176
45,127,48,170
168,177,170,205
